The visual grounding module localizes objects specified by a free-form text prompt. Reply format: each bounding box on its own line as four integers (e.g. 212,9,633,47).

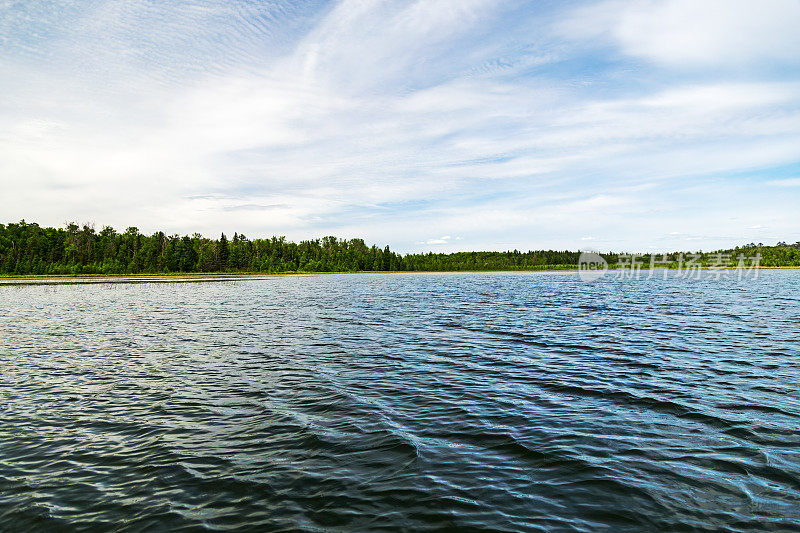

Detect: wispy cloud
1,0,799,251
768,178,800,187
557,0,800,67
419,236,456,245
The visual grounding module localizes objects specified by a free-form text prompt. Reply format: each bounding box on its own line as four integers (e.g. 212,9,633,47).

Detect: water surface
2,272,799,531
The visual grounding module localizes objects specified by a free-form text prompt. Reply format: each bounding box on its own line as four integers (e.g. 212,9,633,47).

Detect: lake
1,271,799,531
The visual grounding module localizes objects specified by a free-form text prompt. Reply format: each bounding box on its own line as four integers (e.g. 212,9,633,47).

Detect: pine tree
219,233,230,269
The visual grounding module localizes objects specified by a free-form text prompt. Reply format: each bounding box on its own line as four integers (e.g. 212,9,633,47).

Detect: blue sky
1,0,799,252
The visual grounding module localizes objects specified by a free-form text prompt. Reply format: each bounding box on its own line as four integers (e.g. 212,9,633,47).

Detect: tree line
1,220,798,276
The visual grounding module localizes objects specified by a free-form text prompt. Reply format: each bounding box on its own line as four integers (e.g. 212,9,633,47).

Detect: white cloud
422,236,452,245
768,178,800,187
559,0,800,67
0,0,799,251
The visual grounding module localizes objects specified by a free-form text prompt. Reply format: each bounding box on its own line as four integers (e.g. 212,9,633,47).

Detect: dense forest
1,221,799,276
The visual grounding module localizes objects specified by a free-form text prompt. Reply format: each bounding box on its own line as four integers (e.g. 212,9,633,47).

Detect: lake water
1,272,799,531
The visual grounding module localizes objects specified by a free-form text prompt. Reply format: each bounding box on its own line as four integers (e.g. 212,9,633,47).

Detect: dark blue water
1,272,799,531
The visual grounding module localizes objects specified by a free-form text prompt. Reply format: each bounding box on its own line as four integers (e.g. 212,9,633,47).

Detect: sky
1,0,799,253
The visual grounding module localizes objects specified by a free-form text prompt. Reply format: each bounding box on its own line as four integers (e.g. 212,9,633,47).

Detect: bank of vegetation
1,221,798,276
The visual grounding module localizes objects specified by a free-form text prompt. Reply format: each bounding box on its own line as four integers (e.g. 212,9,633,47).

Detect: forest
1,220,799,276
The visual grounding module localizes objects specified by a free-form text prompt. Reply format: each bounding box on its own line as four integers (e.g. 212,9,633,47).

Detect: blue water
1,272,799,531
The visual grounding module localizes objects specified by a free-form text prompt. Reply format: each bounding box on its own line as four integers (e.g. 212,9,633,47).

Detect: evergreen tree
219,233,229,269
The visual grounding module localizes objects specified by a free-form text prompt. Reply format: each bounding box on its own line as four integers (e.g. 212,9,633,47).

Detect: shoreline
1,266,798,285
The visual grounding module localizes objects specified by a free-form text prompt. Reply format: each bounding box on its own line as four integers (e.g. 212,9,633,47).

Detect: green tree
219,233,229,270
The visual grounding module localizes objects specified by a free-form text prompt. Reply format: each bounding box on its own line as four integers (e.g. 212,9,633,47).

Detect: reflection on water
1,272,799,530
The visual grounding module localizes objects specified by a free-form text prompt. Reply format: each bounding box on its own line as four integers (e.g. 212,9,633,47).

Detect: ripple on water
1,271,800,531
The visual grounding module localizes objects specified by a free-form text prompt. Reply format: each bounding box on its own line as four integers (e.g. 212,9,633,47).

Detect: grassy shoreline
1,265,798,282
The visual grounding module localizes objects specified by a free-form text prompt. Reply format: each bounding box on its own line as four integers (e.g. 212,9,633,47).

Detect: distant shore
2,266,799,285
4,221,798,279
